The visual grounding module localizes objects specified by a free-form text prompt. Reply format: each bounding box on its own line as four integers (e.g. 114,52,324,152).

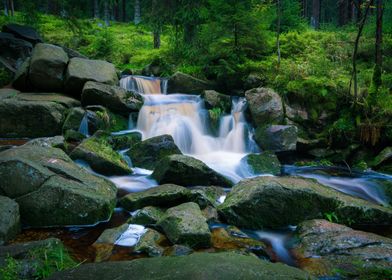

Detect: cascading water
120,75,258,182
78,112,89,137
120,75,167,95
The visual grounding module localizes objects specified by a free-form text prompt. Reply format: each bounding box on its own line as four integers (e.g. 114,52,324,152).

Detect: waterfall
78,113,89,137
120,75,167,94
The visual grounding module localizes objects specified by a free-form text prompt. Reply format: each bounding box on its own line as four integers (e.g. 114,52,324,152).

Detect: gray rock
294,219,392,277
242,152,281,175
0,32,32,71
134,228,165,257
29,43,69,91
0,196,20,245
245,87,284,125
244,73,264,90
12,57,31,91
163,244,193,256
2,24,43,45
218,176,392,229
120,184,191,212
65,58,118,96
126,135,182,170
152,154,233,188
62,107,86,132
157,202,211,248
168,72,215,94
109,132,142,150
201,90,231,113
0,145,117,227
48,252,313,280
24,136,66,151
130,206,165,225
82,81,143,117
255,125,298,152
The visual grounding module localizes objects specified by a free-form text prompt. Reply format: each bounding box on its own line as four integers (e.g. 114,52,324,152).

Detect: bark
311,0,321,29
3,0,8,16
134,0,141,24
277,0,281,67
153,30,161,49
94,0,100,18
8,0,13,16
122,0,126,21
373,0,383,88
104,0,110,25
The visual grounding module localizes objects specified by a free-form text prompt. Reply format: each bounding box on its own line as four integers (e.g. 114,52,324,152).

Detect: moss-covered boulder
120,184,191,212
241,152,281,175
201,90,231,113
109,132,142,150
12,57,31,91
152,154,233,187
168,72,216,94
0,196,20,245
29,43,69,91
126,135,182,170
62,107,86,133
218,176,392,229
130,206,165,225
0,90,79,138
294,219,392,278
48,252,312,280
372,147,392,174
0,145,117,227
82,81,143,117
134,228,166,257
188,186,226,208
245,87,284,125
255,125,298,152
157,202,211,248
2,24,43,45
24,136,66,151
70,132,132,176
65,58,118,95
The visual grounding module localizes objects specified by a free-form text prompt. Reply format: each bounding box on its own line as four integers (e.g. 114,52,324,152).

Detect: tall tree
311,0,321,28
373,0,383,89
3,0,8,16
122,0,126,21
134,0,141,24
277,0,282,67
94,0,100,18
104,0,110,25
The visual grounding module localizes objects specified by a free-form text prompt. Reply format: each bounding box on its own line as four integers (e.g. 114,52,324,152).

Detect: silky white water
121,76,258,182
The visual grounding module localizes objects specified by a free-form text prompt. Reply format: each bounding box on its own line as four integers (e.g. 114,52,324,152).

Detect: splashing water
78,113,89,137
120,75,167,95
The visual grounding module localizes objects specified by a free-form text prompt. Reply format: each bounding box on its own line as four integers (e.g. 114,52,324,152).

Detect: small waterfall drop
78,113,89,137
119,75,258,182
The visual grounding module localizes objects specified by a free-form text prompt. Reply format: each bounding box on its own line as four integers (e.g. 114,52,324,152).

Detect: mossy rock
134,228,166,257
130,206,165,225
242,151,281,175
109,132,142,150
0,196,20,245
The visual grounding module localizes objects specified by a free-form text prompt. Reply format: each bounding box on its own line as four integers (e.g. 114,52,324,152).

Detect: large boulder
130,206,165,225
109,131,142,150
241,152,281,175
201,90,231,113
29,43,69,91
372,147,392,174
245,87,284,125
62,107,86,133
48,252,312,280
218,176,392,229
168,72,216,94
0,196,20,245
294,219,392,277
12,57,31,91
157,202,211,248
255,125,298,152
2,24,43,45
120,184,191,211
70,132,132,176
134,228,166,257
0,145,117,227
0,90,80,138
0,32,32,71
126,135,182,170
152,154,233,188
82,81,143,117
65,58,118,95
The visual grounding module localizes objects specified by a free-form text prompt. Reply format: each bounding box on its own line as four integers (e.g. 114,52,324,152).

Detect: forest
0,1,392,280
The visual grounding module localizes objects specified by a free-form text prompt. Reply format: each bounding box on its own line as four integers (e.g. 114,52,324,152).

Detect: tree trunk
94,0,100,18
104,0,110,25
134,0,141,24
277,0,281,68
122,0,126,22
373,0,383,89
114,0,119,21
153,30,161,49
8,0,13,16
3,0,8,16
356,0,363,24
338,0,352,26
311,0,321,29
350,0,373,102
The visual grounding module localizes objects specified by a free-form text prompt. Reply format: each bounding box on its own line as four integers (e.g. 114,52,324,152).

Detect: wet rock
372,147,392,174
285,104,309,124
0,91,79,138
168,72,216,94
2,24,43,45
130,206,165,225
244,73,264,90
0,196,20,245
0,32,33,71
93,223,129,262
24,136,66,151
62,107,86,132
188,186,226,208
109,132,142,150
65,58,118,96
245,87,284,125
255,125,298,152
29,43,69,91
70,132,132,176
13,57,31,91
82,81,143,117
202,206,219,222
126,135,182,170
218,176,392,229
134,228,166,257
242,151,281,175
294,219,392,277
202,90,231,113
152,154,233,188
120,184,191,212
48,252,312,280
157,202,211,248
0,145,117,227
163,244,193,256
297,137,328,152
